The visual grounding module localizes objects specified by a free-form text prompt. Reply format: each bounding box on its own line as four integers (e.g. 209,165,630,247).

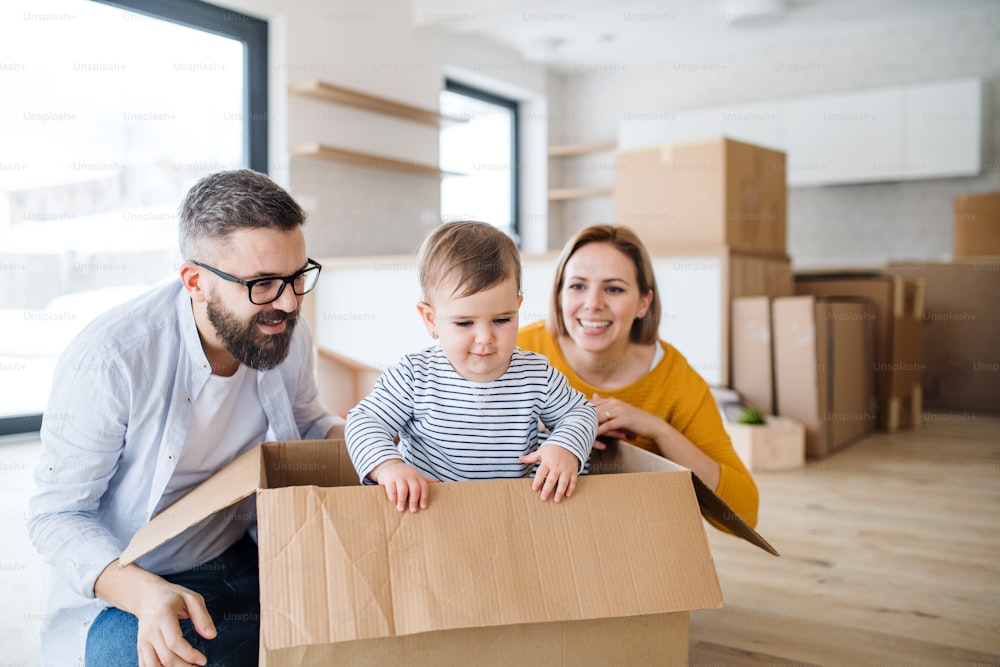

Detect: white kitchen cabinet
618,78,983,187
782,86,905,186
903,78,982,179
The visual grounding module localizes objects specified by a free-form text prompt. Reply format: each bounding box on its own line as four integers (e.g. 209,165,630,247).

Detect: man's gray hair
178,169,305,260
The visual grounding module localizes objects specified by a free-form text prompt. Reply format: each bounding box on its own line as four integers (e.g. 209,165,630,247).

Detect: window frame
443,79,520,241
0,0,268,438
93,0,269,172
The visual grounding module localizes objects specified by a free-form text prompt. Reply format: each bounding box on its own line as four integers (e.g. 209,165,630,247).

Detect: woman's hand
590,392,664,443
589,393,722,491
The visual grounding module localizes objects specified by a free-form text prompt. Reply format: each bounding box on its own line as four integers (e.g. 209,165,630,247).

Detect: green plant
738,407,767,425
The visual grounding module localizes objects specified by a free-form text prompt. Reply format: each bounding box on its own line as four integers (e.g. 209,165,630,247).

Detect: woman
517,224,759,529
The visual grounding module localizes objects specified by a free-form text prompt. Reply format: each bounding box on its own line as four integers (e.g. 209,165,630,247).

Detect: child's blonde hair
418,221,522,301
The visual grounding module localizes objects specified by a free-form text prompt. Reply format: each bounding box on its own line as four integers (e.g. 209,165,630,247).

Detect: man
27,170,344,666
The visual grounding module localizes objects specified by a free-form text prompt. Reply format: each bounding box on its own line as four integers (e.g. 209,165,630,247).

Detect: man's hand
520,444,580,503
369,459,436,512
94,560,215,667
135,581,216,666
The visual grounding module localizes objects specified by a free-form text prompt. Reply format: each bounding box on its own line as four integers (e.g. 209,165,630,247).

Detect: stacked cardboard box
731,294,877,460
614,137,787,254
953,192,1000,258
871,195,1000,414
121,439,776,666
793,273,925,431
614,136,793,387
885,259,1000,412
772,296,878,459
731,296,776,416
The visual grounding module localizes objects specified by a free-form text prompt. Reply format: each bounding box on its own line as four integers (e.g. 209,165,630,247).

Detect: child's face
418,275,522,383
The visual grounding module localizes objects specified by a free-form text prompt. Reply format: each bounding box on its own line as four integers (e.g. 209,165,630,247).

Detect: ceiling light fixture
720,0,788,27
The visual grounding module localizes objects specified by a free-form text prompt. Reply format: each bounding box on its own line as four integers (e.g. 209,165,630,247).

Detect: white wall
215,0,551,257
204,1,999,268
314,251,732,385
550,7,1000,268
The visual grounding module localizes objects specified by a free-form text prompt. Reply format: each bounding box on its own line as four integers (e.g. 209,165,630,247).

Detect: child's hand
519,444,580,503
369,459,436,512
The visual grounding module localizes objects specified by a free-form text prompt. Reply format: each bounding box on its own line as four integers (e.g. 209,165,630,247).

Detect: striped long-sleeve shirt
345,346,598,483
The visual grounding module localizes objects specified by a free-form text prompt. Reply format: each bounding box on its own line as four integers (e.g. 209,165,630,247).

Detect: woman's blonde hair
417,221,522,300
548,224,660,344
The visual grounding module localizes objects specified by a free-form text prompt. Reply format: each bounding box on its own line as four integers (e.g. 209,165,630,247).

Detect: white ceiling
414,0,1000,71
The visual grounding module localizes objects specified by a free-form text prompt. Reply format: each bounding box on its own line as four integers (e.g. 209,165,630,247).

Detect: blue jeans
85,534,260,667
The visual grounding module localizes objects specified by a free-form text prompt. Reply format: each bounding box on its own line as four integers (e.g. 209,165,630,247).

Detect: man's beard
206,295,299,371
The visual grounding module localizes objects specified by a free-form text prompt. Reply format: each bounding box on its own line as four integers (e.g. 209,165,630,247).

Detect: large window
439,80,519,241
0,0,267,436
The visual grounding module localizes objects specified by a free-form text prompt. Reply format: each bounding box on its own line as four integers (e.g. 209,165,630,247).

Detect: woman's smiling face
559,241,652,353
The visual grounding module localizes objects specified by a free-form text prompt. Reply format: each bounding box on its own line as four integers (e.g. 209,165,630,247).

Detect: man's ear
180,261,207,303
416,301,437,338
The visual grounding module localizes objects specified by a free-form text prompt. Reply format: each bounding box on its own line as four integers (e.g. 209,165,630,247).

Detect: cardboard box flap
592,441,779,556
120,444,262,566
258,472,723,650
689,474,779,555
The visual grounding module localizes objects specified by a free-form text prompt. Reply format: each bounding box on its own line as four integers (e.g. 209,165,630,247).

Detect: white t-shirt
149,364,267,574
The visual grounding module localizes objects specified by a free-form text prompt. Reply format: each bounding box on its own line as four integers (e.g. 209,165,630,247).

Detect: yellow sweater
518,320,759,529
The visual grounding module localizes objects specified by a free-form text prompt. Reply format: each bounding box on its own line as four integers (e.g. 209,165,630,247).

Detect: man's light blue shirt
27,279,342,666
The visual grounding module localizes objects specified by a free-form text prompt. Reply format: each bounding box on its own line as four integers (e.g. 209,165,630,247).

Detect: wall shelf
548,141,617,201
548,187,614,201
289,80,459,127
548,141,616,158
290,143,461,177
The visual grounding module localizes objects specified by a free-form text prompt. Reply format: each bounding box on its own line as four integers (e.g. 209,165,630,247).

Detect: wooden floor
690,412,1000,666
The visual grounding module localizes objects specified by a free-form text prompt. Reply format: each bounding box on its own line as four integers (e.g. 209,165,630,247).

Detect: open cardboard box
122,439,777,666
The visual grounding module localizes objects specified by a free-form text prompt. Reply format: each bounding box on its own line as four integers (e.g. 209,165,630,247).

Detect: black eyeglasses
192,258,323,305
